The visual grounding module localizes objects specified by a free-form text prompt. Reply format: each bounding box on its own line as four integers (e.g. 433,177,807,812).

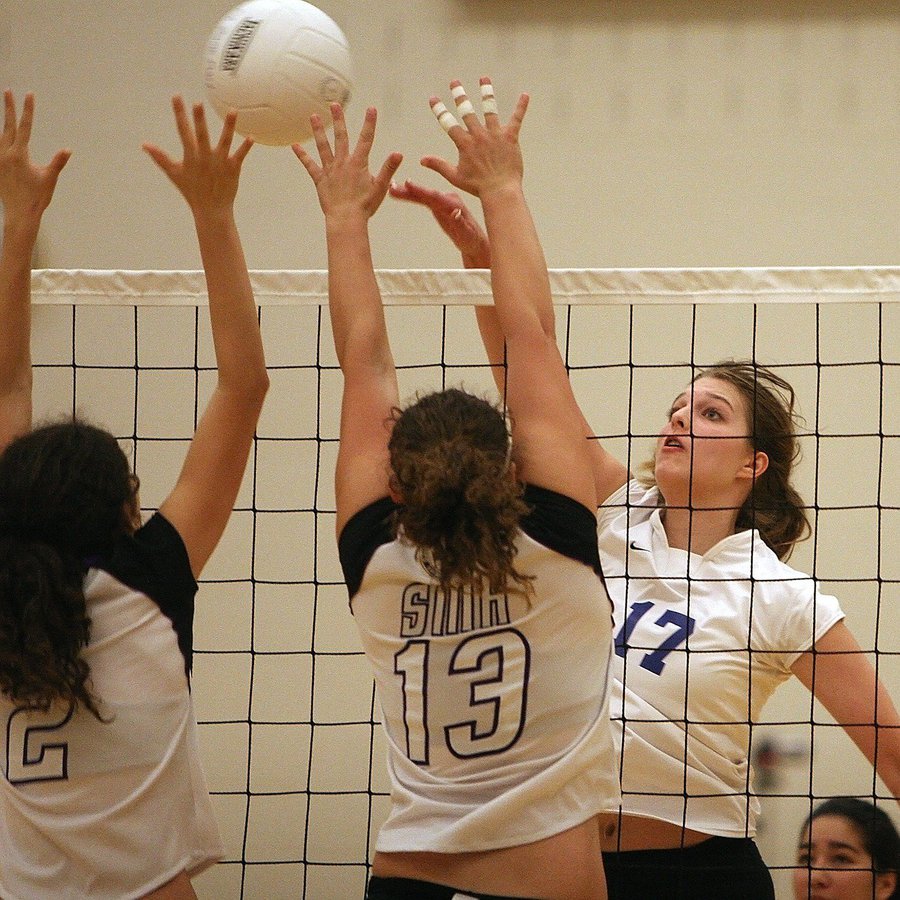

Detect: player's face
653,377,763,506
793,814,896,900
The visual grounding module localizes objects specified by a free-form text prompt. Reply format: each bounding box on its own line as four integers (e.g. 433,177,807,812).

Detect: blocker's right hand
389,179,490,267
0,90,70,222
142,96,253,217
421,77,528,200
292,103,402,222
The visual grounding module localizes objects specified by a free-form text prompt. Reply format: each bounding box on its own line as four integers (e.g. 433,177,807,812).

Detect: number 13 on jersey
394,628,531,765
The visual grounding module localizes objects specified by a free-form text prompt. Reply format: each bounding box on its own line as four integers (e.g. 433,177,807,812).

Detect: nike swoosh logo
629,540,650,552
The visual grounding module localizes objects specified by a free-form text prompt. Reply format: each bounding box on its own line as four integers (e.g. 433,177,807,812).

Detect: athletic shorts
367,875,541,900
602,836,775,900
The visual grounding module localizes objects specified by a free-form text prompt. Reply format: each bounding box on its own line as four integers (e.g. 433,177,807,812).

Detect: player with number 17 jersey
339,484,620,854
598,480,844,838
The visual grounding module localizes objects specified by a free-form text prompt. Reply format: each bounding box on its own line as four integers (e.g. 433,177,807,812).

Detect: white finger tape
431,100,459,133
480,82,498,115
455,98,475,117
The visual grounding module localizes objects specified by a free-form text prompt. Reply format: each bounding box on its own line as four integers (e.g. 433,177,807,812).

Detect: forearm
479,184,554,341
869,682,900,801
797,627,900,805
880,755,900,804
193,210,267,398
475,306,507,397
845,721,900,803
326,216,394,378
0,214,40,399
455,201,502,390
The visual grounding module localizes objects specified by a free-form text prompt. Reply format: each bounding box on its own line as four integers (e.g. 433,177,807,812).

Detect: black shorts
602,837,775,900
366,875,540,900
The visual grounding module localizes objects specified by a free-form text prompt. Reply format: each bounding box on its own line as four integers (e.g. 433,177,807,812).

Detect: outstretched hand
0,91,70,222
293,104,403,222
421,77,528,199
143,97,253,217
389,179,489,267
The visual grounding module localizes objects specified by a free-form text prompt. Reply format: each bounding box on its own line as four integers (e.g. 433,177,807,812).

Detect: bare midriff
597,812,713,852
372,816,608,900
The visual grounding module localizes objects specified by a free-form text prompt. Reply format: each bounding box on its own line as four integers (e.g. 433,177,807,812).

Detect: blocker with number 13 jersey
339,484,620,854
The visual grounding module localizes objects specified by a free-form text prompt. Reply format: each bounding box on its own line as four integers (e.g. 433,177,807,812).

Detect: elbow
249,369,271,406
881,755,900,800
225,366,270,408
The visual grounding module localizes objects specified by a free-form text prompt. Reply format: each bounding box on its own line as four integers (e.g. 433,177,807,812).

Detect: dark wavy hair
0,420,139,720
641,360,810,561
388,388,531,594
800,797,900,898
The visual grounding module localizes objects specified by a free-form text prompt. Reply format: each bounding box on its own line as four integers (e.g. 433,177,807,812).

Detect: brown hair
641,360,810,561
0,420,138,719
388,388,531,594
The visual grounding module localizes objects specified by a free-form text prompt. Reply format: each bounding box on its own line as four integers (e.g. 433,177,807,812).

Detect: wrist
3,208,43,241
191,205,236,231
462,252,490,269
324,209,371,236
477,181,525,208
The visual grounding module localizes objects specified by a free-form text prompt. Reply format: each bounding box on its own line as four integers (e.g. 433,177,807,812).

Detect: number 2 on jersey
5,705,73,784
395,628,530,765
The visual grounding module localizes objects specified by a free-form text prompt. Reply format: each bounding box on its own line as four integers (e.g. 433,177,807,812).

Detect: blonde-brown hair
640,360,810,560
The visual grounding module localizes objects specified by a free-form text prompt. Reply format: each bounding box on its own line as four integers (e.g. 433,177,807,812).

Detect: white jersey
0,514,222,900
339,484,619,854
597,481,844,838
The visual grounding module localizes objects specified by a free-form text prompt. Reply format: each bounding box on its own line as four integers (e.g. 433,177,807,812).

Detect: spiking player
392,179,900,900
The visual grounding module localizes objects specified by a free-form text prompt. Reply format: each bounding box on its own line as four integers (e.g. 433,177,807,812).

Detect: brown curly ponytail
0,536,96,717
388,389,532,594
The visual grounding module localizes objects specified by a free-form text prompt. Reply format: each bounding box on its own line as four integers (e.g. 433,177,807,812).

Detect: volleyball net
30,266,900,899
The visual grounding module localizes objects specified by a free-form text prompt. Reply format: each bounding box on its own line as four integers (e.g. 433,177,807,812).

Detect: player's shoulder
597,479,658,533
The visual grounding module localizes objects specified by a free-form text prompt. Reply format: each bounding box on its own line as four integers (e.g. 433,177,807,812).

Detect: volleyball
204,0,352,146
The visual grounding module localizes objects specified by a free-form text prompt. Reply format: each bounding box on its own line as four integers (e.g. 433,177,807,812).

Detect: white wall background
5,2,900,899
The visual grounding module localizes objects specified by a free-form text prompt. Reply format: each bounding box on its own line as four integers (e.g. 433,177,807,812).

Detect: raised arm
143,97,268,576
389,180,504,393
418,79,592,507
391,178,629,505
0,91,70,453
791,620,900,808
293,105,403,535
410,80,585,508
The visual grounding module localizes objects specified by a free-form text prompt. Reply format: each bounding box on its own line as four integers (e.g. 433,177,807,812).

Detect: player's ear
388,473,404,505
875,870,896,900
741,450,768,481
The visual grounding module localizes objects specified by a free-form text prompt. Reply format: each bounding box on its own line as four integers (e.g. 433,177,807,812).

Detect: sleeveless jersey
339,484,620,853
597,481,844,837
0,513,222,899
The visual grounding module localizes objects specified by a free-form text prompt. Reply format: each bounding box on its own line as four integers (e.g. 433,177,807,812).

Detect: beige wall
3,1,899,271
